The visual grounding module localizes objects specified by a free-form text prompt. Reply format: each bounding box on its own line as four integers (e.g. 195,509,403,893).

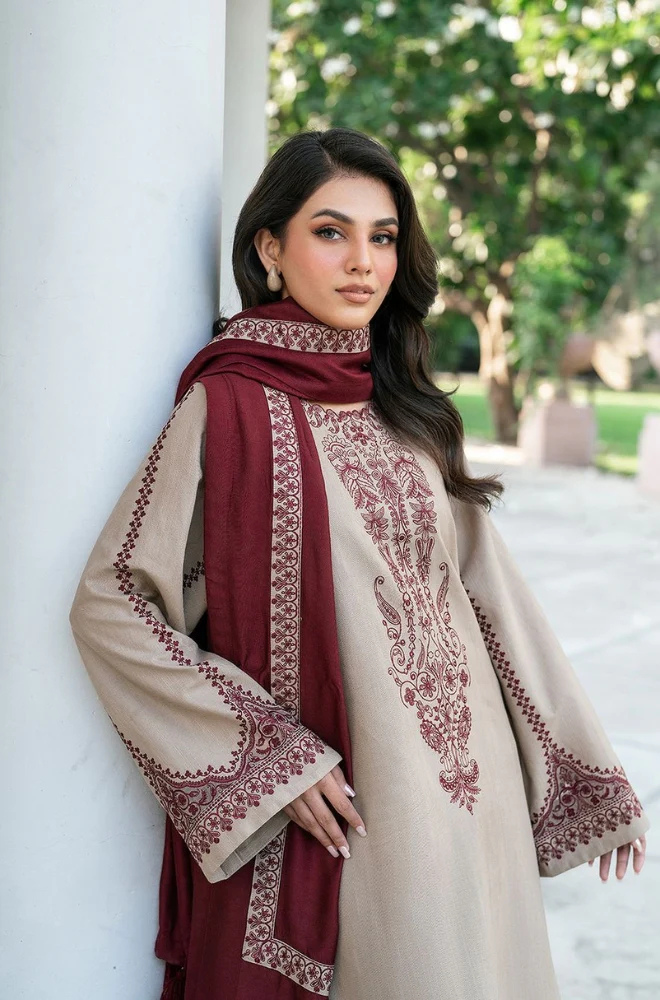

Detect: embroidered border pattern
468,596,644,868
241,387,333,995
214,316,370,354
266,387,303,717
304,403,481,813
243,830,334,995
111,385,327,865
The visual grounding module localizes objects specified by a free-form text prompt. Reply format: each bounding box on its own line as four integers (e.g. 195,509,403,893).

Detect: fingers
615,843,631,880
300,791,353,857
599,850,613,882
315,771,367,838
591,835,647,881
632,836,646,875
295,798,348,858
331,763,356,799
284,800,340,857
283,767,367,860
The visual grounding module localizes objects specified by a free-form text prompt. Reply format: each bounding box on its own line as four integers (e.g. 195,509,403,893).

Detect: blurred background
1,2,658,997
268,0,660,478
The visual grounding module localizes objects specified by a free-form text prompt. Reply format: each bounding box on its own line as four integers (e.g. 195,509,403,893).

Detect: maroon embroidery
243,830,333,995
213,316,370,354
468,596,644,867
112,386,326,865
241,387,333,992
265,386,303,717
303,401,481,812
182,559,204,589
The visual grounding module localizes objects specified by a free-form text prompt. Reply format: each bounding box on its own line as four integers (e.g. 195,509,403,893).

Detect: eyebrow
310,208,399,227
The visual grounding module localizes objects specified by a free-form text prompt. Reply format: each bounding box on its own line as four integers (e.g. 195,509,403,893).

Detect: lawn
435,373,660,476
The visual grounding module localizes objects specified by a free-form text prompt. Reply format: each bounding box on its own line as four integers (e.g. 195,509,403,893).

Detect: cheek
290,237,339,275
376,249,398,286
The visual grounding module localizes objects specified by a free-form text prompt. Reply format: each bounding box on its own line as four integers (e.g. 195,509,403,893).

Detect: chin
290,290,380,330
324,296,380,331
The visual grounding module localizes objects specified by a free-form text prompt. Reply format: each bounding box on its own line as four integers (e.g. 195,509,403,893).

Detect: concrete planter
637,412,660,499
517,396,597,467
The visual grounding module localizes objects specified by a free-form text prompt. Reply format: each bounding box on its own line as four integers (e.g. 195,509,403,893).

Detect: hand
588,834,646,881
283,764,367,859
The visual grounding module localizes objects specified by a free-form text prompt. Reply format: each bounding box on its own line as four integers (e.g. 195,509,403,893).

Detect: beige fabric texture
69,382,342,883
70,384,649,1000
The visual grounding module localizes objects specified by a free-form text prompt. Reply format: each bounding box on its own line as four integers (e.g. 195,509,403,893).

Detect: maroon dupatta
156,297,373,999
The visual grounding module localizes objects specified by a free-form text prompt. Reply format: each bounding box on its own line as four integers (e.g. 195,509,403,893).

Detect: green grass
436,374,660,476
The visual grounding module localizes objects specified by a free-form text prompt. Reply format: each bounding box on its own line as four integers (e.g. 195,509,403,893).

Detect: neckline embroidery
301,398,375,422
214,316,370,354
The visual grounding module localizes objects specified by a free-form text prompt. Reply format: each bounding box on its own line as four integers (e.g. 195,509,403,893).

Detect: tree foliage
268,0,660,434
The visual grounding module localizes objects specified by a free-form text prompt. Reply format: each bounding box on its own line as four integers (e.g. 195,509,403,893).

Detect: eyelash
313,225,398,245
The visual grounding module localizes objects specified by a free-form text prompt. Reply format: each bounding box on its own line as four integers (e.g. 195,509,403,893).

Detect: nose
345,235,373,275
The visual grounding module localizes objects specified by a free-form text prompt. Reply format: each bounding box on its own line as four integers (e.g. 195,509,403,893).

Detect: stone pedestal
517,397,597,467
637,413,660,499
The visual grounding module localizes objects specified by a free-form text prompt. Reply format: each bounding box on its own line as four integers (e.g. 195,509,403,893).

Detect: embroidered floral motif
182,559,204,589
468,596,644,867
214,316,370,354
242,388,334,992
242,830,333,996
112,385,326,865
303,402,481,813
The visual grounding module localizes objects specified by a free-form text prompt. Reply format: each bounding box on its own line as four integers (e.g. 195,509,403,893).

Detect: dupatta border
213,316,370,355
240,386,334,996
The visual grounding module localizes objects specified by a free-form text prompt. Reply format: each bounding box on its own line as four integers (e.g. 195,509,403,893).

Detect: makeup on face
273,175,400,329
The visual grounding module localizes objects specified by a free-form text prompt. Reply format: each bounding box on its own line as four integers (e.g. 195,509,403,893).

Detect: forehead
300,174,398,219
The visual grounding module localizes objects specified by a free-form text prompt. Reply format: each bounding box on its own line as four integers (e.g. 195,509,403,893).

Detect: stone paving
466,442,660,1000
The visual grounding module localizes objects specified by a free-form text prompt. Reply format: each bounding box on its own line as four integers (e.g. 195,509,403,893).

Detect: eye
372,232,398,245
314,226,343,240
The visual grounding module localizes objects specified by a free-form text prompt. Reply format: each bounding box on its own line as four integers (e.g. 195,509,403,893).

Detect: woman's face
254,174,399,330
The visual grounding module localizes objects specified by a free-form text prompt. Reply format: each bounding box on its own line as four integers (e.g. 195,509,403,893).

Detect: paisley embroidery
468,596,644,868
303,401,481,813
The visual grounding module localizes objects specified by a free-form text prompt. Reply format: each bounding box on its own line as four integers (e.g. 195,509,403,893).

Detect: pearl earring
267,264,283,292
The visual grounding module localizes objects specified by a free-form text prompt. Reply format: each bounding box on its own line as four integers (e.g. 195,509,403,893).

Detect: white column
0,3,233,997
220,0,271,315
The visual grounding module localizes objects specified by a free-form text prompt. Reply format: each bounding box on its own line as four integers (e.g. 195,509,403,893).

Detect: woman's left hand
588,834,647,881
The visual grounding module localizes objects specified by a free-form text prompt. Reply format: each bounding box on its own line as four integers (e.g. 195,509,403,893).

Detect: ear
253,228,281,274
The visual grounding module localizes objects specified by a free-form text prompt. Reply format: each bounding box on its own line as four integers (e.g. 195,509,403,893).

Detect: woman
69,127,649,1000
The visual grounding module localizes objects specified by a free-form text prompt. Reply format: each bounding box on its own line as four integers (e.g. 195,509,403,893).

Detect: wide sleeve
449,495,650,877
69,381,342,883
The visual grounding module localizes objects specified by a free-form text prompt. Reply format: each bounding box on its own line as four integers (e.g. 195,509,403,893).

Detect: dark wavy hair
224,127,502,509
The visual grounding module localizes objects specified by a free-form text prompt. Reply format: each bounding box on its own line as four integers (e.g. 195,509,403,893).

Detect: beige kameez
70,382,649,1000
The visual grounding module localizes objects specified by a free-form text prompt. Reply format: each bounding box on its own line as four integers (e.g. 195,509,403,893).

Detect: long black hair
226,127,502,509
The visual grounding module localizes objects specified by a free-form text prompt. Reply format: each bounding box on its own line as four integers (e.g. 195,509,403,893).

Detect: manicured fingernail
344,784,356,797
634,839,642,851
326,845,339,858
356,825,367,837
339,845,350,859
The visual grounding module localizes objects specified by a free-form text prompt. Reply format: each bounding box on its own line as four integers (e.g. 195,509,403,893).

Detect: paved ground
467,442,660,1000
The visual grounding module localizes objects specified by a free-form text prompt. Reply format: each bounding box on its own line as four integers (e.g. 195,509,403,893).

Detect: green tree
269,0,660,441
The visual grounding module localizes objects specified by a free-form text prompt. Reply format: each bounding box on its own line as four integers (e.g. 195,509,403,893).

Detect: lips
337,287,375,304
